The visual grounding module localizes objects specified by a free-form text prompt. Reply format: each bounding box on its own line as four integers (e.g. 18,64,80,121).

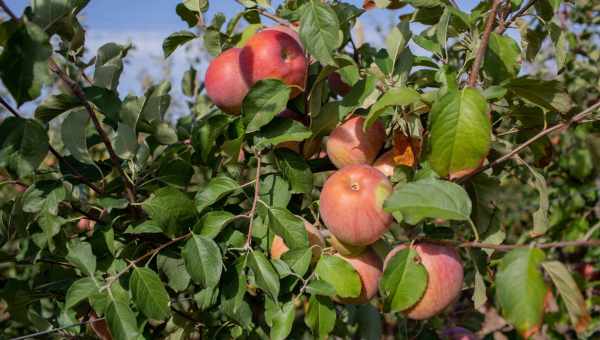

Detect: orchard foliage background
0,0,599,339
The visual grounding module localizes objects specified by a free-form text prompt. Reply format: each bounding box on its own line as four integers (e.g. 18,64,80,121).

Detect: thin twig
468,0,502,87
244,152,262,249
48,58,137,205
0,97,104,194
234,0,288,25
0,0,18,22
460,101,600,182
497,0,538,34
9,318,105,340
101,232,192,290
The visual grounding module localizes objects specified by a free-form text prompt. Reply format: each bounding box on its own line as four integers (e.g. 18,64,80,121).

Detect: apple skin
270,221,325,262
336,250,383,304
240,30,308,98
328,72,352,96
77,218,96,233
205,48,250,115
384,243,464,320
373,150,396,177
326,116,386,169
263,25,303,51
319,164,393,246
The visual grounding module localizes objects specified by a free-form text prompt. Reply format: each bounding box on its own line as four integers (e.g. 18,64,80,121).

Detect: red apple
384,243,464,320
240,30,308,98
263,25,303,51
319,164,393,246
373,150,396,177
271,221,325,262
77,218,96,234
205,48,250,115
336,250,383,304
326,116,386,169
328,72,352,96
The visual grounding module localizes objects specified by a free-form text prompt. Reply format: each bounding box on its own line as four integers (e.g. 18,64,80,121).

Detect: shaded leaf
130,267,171,320
182,233,223,288
379,247,427,312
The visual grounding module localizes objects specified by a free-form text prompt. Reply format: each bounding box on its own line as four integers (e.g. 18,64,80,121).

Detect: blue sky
6,0,481,115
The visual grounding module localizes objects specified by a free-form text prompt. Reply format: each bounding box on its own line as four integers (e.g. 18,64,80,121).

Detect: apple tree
0,0,599,339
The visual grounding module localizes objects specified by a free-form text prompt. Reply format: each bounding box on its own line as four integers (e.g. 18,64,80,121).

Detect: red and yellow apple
77,218,96,234
263,25,303,51
336,250,383,304
326,116,386,169
319,164,393,246
240,30,308,98
205,48,250,115
384,243,464,320
271,221,325,262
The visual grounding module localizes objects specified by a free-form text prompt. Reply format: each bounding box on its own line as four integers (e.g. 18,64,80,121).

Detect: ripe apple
77,218,96,234
270,221,325,262
319,164,393,246
240,30,308,98
384,243,464,320
373,150,396,177
205,48,250,115
328,72,352,97
326,116,386,169
336,250,383,304
263,25,303,51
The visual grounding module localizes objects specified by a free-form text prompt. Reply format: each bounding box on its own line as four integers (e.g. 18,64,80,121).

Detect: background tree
0,0,599,339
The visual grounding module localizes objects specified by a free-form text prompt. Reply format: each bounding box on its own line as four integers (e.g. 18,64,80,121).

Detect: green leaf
365,87,421,129
94,42,130,91
521,162,549,237
507,77,572,113
384,178,472,225
61,108,93,164
37,212,64,252
182,233,223,288
195,176,240,213
339,75,377,119
0,22,52,106
254,117,312,149
248,250,280,300
176,3,198,27
305,295,336,339
194,211,235,239
65,277,98,310
281,248,312,277
106,300,141,340
427,88,491,178
379,248,428,312
271,301,295,340
548,22,568,71
130,267,171,320
163,30,196,58
157,255,190,292
305,280,336,296
242,79,291,133
183,0,208,12
66,240,96,277
141,81,171,123
113,123,137,160
181,66,197,97
356,304,383,340
315,255,361,298
274,148,313,194
542,261,591,333
34,93,80,122
267,207,309,250
0,117,49,178
299,1,341,66
153,121,178,145
496,248,547,338
142,186,196,235
483,33,521,83
386,21,412,72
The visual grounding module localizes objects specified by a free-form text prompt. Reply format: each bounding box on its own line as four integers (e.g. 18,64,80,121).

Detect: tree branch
496,0,538,34
245,152,262,249
0,96,104,195
0,0,18,22
234,0,288,25
460,101,600,182
468,0,502,87
9,318,105,340
102,232,192,290
48,58,137,205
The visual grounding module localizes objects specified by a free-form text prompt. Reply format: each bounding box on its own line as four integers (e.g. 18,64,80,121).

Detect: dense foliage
0,0,599,339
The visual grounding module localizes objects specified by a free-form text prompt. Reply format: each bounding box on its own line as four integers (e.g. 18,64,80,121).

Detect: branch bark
245,152,262,249
0,96,104,195
48,58,137,205
234,0,288,25
468,0,502,87
460,100,600,183
0,0,18,22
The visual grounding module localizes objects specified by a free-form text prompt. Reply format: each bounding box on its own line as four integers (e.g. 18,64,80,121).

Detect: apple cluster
204,25,464,319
